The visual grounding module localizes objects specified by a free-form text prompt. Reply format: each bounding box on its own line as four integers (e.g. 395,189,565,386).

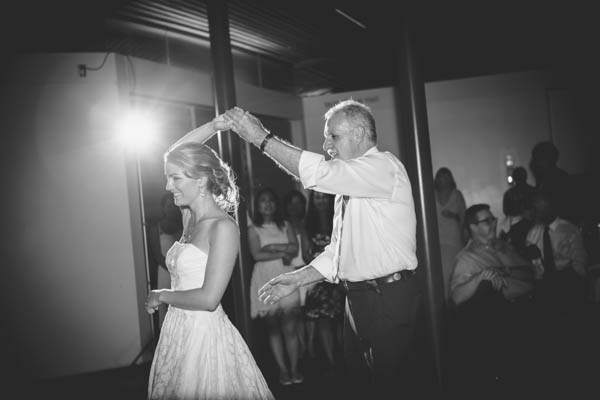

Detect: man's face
533,197,555,224
322,112,360,161
470,209,497,243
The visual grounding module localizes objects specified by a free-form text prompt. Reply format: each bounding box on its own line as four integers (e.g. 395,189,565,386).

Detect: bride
145,116,273,399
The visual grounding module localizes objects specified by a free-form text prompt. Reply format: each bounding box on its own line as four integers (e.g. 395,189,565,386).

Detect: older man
224,100,421,397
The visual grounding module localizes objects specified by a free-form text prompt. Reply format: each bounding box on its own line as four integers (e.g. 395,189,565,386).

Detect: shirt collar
362,146,379,157
548,217,560,231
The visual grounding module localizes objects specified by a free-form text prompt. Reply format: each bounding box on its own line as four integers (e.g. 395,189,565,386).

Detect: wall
1,52,304,382
2,53,146,380
426,70,554,217
546,87,589,174
116,55,302,119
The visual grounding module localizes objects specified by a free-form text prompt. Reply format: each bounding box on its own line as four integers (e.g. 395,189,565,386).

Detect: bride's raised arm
168,114,232,151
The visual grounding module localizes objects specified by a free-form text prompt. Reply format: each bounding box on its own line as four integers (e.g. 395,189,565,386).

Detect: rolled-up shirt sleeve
309,242,337,283
450,254,483,305
298,149,400,199
298,151,323,190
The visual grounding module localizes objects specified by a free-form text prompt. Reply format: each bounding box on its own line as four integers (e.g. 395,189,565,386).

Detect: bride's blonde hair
165,143,239,213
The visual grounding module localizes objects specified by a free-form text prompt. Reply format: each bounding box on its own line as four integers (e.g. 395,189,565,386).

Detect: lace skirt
148,305,274,399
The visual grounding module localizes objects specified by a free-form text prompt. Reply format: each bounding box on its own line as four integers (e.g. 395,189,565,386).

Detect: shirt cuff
299,150,325,189
310,245,336,283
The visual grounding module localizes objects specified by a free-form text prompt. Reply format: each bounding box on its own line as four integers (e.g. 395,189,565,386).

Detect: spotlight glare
117,112,157,153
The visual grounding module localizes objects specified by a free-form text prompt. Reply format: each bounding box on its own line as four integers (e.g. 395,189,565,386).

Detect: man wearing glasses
450,204,534,305
449,203,535,394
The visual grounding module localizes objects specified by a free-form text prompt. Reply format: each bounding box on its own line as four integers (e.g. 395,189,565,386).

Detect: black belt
341,269,416,292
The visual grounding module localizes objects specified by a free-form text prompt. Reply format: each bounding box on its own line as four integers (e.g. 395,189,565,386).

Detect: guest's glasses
475,216,497,225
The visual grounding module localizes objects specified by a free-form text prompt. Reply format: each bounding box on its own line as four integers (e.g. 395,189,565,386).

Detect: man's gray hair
324,99,377,142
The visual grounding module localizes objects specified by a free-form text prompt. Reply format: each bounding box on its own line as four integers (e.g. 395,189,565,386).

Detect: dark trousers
534,268,586,315
342,276,421,398
448,281,512,396
531,268,588,389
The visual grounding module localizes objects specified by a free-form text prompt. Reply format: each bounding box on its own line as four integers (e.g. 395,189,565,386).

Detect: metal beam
392,16,447,395
206,0,253,344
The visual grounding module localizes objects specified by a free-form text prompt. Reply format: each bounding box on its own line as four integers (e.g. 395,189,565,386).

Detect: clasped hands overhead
213,107,269,146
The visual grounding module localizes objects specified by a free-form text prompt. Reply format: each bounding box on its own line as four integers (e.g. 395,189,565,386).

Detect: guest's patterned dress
303,233,345,320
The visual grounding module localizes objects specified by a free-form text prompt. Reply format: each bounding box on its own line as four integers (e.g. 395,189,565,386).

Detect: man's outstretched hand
258,272,300,304
224,107,269,146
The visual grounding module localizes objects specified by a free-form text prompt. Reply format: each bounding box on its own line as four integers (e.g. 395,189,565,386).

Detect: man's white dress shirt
298,146,417,283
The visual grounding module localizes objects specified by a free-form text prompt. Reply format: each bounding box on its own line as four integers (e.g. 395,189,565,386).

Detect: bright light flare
116,111,158,153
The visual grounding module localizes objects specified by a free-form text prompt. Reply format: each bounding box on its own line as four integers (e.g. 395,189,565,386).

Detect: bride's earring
197,177,209,198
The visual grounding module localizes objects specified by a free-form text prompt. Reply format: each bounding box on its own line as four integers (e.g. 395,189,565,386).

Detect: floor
15,302,600,400
23,349,359,400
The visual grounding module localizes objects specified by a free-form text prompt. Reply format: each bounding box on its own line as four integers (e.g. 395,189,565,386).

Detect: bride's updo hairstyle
165,142,239,213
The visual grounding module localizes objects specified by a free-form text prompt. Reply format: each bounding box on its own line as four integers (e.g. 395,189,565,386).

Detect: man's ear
354,126,367,142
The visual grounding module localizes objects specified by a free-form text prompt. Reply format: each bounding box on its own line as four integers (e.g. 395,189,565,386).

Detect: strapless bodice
165,241,209,290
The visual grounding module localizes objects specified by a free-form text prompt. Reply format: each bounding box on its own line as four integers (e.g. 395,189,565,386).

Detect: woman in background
303,190,344,373
282,189,312,357
249,187,303,385
434,167,467,301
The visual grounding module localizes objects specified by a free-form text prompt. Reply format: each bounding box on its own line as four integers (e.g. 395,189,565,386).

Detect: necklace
182,218,196,243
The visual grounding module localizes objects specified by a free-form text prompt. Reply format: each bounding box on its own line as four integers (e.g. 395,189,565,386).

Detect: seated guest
449,203,536,393
526,192,588,278
526,192,588,311
525,182,590,391
450,204,535,307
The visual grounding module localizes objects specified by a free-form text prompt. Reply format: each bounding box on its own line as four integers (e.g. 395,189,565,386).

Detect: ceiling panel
3,0,598,94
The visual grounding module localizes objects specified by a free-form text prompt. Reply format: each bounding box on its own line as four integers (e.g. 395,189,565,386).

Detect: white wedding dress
148,241,274,399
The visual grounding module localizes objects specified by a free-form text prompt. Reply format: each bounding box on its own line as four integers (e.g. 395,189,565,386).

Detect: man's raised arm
224,107,303,179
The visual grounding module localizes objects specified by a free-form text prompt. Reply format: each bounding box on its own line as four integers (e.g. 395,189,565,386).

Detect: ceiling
2,0,598,95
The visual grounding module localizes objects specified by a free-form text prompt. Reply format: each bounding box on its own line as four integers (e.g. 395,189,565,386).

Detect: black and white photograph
2,1,599,399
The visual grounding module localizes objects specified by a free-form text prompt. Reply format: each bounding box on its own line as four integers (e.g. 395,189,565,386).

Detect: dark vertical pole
393,16,446,394
206,0,252,343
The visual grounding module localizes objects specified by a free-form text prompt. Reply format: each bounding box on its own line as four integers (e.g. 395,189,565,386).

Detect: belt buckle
365,279,381,295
